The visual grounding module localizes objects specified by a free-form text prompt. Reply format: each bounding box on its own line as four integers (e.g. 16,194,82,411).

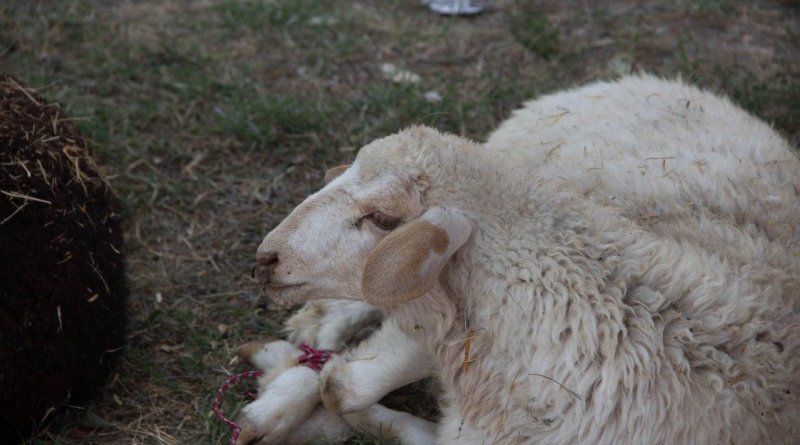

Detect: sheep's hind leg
283,406,352,445
344,404,438,445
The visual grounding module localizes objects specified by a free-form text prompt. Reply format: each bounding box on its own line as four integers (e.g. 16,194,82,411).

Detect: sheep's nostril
258,251,280,267
254,251,280,285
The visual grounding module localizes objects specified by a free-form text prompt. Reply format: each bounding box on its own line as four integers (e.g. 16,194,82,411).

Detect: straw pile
0,74,127,442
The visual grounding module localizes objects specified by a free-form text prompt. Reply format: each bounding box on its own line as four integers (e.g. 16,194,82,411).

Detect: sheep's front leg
235,339,351,445
235,365,321,444
319,320,434,413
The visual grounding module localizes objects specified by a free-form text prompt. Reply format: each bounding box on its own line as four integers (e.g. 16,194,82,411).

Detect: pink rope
213,369,264,445
213,343,335,444
297,343,334,372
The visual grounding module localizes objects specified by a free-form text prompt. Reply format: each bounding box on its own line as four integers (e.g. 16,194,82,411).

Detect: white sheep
253,75,800,444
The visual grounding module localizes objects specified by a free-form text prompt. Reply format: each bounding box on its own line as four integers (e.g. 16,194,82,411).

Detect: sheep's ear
324,164,351,183
362,207,471,306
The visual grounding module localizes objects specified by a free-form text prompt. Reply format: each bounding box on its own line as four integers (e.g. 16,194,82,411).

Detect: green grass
684,0,736,15
720,69,800,133
213,90,325,148
510,1,561,61
217,0,332,30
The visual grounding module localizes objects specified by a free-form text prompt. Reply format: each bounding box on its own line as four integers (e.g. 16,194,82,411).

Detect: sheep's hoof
234,414,264,445
235,338,280,366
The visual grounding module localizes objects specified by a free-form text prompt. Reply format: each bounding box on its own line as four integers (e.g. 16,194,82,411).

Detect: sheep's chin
263,284,311,309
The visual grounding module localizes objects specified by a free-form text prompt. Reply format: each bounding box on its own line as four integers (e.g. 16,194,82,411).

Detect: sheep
0,74,127,443
233,300,437,444
253,74,800,444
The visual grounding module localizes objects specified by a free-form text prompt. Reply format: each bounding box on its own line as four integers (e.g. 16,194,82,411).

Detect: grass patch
719,70,800,134
510,1,560,61
217,0,333,30
213,88,325,148
683,0,736,15
350,83,458,137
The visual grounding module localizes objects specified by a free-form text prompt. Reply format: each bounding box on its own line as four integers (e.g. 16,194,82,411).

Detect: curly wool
360,75,800,444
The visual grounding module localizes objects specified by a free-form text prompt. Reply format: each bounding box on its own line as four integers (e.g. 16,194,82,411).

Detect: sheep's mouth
261,282,309,306
265,282,306,291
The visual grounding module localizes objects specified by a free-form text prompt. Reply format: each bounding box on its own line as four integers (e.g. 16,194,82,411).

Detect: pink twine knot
297,343,334,372
212,343,334,444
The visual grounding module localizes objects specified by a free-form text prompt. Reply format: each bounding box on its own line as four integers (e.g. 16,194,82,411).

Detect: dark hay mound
0,74,127,443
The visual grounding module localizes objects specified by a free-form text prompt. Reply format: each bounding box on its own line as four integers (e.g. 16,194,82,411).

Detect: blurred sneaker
424,0,491,15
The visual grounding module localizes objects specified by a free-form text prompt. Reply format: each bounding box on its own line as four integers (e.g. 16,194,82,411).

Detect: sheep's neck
448,185,636,356
413,136,642,370
389,285,460,350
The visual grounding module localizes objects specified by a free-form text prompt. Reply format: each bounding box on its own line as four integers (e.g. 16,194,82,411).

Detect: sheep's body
412,76,800,444
255,75,800,444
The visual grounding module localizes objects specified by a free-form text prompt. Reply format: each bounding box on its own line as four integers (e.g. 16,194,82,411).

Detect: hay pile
0,74,127,442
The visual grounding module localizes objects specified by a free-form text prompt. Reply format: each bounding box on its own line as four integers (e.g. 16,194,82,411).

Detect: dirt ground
1,0,798,443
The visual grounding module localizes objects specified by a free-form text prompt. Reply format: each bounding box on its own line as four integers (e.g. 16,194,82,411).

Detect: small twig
17,160,32,177
63,145,89,195
7,76,41,106
1,190,52,204
36,159,49,184
56,305,63,332
528,373,582,400
88,254,111,294
462,329,474,372
0,201,27,225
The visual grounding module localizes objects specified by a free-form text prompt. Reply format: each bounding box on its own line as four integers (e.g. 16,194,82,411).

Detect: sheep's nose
258,251,280,267
253,251,280,283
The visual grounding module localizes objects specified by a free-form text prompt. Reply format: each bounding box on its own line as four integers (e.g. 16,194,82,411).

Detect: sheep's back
484,74,800,243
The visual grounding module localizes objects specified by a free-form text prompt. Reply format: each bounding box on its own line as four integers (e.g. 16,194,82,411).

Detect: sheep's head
255,126,473,308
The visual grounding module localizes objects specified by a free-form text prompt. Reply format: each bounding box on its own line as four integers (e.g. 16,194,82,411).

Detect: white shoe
425,0,490,15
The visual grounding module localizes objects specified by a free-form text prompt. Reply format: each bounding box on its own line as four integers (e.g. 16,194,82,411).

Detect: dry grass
1,0,798,443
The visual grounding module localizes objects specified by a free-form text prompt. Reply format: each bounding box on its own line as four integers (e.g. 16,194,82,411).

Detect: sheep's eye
366,211,402,231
